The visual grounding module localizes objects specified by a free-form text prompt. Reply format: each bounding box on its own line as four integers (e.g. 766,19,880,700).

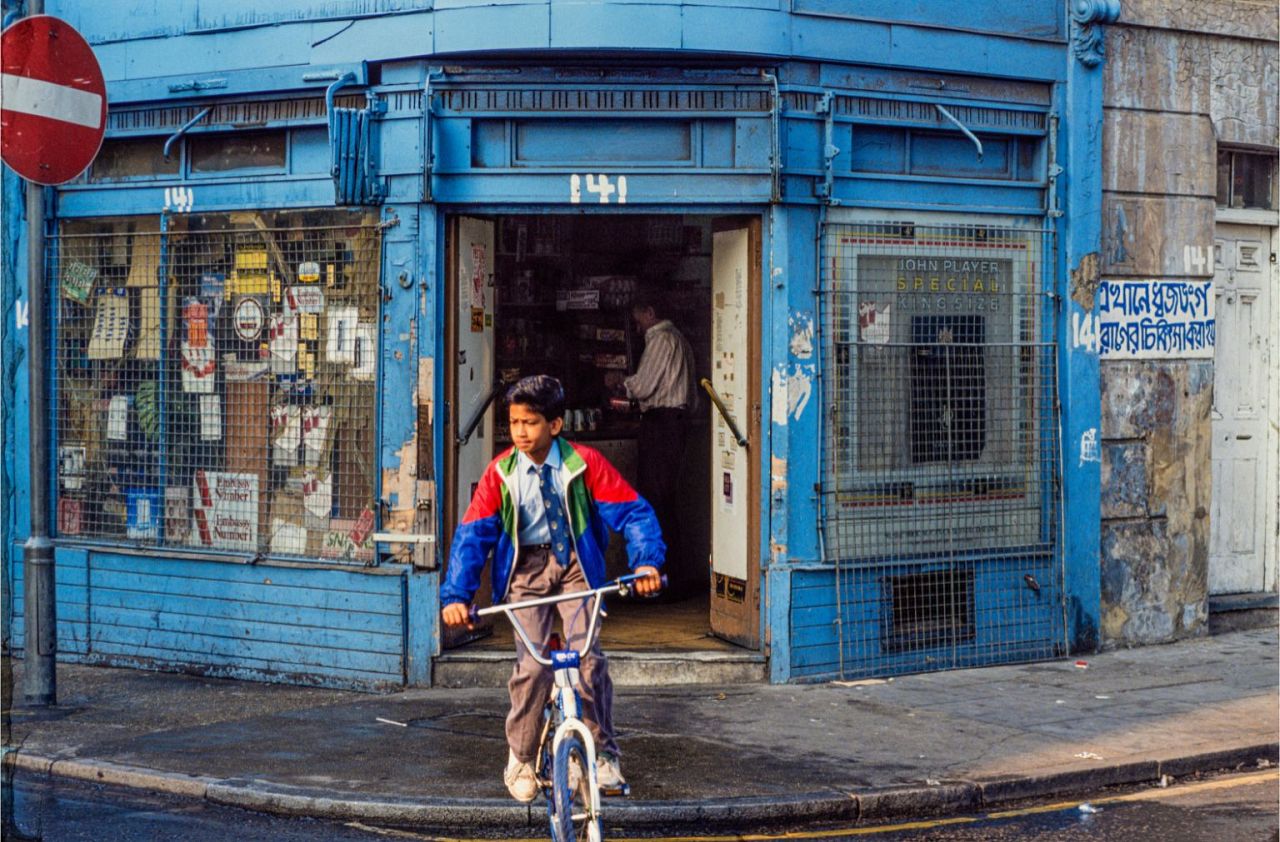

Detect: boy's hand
442,602,475,629
632,566,663,597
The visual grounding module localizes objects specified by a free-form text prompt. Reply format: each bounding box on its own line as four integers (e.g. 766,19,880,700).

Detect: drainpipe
22,0,56,707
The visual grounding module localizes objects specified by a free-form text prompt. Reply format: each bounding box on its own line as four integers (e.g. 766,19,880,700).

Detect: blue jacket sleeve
440,514,502,606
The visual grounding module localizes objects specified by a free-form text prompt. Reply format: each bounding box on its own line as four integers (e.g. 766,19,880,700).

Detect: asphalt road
4,769,1277,841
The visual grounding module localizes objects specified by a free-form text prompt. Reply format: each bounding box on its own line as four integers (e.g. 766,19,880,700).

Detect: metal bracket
372,533,437,570
456,381,505,446
423,67,444,203
934,104,983,161
163,106,213,161
815,92,840,203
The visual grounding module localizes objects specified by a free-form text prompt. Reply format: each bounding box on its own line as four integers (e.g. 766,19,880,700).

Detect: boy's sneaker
504,750,538,803
596,751,626,790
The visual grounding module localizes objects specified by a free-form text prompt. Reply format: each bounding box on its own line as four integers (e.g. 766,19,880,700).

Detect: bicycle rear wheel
551,735,602,842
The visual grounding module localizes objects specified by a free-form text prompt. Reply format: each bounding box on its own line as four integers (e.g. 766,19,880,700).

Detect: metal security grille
819,220,1064,678
52,210,383,563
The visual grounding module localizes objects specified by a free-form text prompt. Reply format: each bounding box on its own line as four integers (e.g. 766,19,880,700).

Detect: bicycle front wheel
551,735,602,842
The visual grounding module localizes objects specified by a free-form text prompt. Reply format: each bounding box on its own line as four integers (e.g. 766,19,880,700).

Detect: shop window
91,138,181,180
822,221,1057,561
52,210,383,563
189,130,287,174
1216,149,1277,210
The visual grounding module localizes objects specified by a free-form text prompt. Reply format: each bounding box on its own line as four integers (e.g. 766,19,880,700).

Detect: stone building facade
1100,0,1278,645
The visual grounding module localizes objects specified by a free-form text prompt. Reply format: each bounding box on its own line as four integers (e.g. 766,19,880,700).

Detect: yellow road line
411,769,1280,842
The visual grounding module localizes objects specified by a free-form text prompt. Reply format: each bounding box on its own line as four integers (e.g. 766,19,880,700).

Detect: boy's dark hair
506,375,566,422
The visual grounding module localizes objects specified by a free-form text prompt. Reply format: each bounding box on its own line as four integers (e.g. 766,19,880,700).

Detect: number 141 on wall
570,174,629,204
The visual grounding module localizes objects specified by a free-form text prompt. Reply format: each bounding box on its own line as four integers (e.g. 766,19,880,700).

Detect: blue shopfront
2,0,1111,689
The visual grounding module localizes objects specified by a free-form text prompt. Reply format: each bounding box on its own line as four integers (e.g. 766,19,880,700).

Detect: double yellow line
348,769,1279,842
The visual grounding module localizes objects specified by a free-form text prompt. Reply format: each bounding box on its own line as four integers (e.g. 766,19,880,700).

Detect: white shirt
515,443,564,545
623,320,697,412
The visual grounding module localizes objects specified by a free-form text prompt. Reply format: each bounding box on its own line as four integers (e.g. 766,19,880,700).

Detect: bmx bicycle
473,571,661,842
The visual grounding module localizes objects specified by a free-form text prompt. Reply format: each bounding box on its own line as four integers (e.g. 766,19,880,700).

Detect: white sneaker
504,749,538,803
595,751,626,790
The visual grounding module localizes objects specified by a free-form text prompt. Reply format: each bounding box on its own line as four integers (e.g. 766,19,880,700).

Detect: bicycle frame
474,573,649,834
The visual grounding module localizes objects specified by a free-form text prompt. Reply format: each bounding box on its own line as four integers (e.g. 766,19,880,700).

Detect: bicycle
473,572,660,842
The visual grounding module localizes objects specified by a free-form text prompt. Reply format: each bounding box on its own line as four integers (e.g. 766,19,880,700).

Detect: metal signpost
1,10,107,705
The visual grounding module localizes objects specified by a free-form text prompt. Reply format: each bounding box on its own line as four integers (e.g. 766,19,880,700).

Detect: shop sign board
1097,279,1214,359
0,16,107,184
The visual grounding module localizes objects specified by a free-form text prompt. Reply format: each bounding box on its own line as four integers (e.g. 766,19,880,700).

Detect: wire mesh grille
52,210,383,563
818,220,1064,678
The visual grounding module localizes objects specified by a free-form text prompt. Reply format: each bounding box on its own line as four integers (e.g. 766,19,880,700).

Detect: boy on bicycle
441,375,665,802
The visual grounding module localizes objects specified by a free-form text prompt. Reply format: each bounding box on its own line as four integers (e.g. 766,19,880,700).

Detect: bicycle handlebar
470,573,666,668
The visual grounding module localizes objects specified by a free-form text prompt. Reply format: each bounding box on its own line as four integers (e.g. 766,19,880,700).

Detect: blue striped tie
539,464,572,568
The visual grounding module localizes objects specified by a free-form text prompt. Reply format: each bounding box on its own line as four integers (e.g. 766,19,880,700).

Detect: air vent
108,96,364,133
883,568,976,654
436,87,770,114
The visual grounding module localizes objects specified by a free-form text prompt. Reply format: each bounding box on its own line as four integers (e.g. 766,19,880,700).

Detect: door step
433,650,767,688
1209,592,1279,635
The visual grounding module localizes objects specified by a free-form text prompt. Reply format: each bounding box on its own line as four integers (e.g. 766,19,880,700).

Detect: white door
453,216,497,526
708,220,760,647
1210,224,1274,594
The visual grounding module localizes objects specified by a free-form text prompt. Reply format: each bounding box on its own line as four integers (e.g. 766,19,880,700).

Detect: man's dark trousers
637,407,686,587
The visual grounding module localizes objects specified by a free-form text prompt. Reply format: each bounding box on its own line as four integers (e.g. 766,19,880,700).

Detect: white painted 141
1209,223,1275,595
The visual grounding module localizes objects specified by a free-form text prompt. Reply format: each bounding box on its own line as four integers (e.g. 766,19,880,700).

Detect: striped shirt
624,320,697,412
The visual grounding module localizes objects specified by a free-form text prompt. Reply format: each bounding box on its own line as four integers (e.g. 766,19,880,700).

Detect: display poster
1098,279,1215,359
191,471,259,552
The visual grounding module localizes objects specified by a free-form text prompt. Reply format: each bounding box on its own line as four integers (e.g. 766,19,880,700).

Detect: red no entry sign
1,15,107,185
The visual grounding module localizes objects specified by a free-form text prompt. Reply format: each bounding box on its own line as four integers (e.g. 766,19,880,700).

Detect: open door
442,215,497,646
708,218,762,648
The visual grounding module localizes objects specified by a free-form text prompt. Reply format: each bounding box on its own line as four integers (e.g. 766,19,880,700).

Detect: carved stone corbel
1070,0,1122,67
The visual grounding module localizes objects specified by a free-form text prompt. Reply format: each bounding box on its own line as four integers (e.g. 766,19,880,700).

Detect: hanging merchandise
87,288,129,359
135,380,160,441
136,287,162,359
183,298,210,347
106,395,130,441
271,403,302,466
199,394,223,441
325,306,359,363
267,313,299,374
165,487,191,545
233,296,266,342
62,260,98,304
351,323,376,381
181,341,217,393
301,404,332,467
301,471,333,518
126,488,162,540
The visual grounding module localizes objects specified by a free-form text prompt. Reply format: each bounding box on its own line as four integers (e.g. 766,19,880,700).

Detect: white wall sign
1098,279,1215,359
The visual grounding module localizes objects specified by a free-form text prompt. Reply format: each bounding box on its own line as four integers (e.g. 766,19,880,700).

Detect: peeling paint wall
1098,2,1277,646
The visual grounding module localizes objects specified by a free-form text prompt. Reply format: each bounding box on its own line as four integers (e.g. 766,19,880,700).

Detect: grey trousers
505,546,618,764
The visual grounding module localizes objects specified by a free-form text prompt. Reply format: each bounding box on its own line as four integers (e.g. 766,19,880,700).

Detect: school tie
539,463,572,568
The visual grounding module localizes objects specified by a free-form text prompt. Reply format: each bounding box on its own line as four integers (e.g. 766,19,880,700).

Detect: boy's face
508,401,561,462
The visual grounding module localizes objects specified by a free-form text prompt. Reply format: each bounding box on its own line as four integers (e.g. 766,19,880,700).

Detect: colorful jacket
441,438,666,606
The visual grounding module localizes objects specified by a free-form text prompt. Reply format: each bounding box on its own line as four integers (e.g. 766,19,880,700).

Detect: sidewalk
4,628,1277,830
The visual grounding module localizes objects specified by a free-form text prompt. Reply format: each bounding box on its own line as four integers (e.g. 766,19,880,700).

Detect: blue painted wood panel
788,556,1064,680
9,546,92,655
791,0,1062,40
10,548,409,689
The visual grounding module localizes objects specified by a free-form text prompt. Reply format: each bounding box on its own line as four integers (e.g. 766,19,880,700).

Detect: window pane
188,131,287,173
1234,152,1277,210
53,210,384,563
91,138,181,180
1216,150,1232,207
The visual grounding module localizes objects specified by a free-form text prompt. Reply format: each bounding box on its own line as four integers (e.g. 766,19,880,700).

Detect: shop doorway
442,213,760,655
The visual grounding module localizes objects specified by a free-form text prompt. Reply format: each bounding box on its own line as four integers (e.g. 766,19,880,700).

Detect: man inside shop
606,292,698,594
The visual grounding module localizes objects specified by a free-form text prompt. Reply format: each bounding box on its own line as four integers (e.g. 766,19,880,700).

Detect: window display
53,210,382,562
